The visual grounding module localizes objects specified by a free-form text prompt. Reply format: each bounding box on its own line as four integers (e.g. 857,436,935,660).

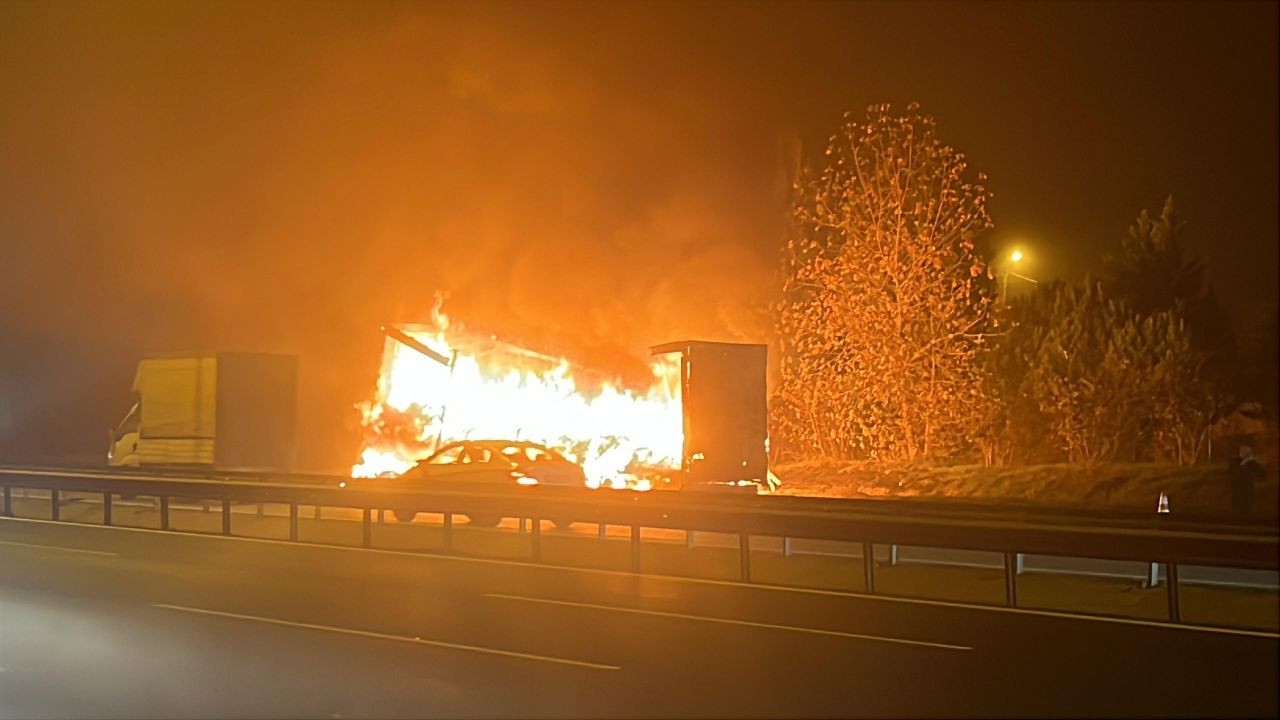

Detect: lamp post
1000,249,1037,304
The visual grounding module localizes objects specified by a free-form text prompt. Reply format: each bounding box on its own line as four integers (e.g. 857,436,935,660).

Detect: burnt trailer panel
651,340,768,489
213,352,298,471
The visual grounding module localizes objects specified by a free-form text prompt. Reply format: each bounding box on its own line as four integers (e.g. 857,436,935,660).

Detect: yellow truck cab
107,352,297,472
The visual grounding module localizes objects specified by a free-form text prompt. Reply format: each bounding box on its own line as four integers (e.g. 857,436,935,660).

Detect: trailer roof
649,340,767,356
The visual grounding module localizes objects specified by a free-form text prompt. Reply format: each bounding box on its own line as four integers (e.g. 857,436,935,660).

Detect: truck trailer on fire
106,352,298,472
650,340,776,493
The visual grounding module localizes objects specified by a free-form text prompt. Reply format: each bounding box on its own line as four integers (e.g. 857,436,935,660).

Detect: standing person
1228,446,1264,516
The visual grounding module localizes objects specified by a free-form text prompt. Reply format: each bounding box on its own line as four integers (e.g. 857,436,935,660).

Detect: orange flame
353,305,682,489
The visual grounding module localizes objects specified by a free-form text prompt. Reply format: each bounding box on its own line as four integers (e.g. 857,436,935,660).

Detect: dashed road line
0,539,117,557
485,592,972,651
151,603,619,670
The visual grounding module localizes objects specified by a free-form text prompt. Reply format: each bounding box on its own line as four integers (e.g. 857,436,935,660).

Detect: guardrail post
103,492,112,526
2,485,10,517
597,523,607,540
783,537,793,557
531,517,542,562
518,517,527,534
1003,552,1018,607
1016,553,1026,575
1145,562,1160,588
889,544,899,566
362,508,372,547
313,505,321,520
221,499,232,535
686,530,696,549
50,489,59,521
739,533,751,582
630,525,641,572
288,503,298,541
1167,563,1181,623
443,513,454,551
862,542,876,593
159,496,170,530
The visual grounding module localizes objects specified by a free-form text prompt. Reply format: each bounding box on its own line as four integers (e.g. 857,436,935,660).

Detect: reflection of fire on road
353,305,683,490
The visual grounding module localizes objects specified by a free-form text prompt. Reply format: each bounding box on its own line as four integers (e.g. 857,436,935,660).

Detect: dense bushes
773,104,1252,467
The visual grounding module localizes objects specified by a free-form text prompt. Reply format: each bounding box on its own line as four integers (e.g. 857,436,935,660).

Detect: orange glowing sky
1,1,1275,470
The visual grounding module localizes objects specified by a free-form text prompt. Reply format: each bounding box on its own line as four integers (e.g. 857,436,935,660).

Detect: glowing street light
1000,247,1037,303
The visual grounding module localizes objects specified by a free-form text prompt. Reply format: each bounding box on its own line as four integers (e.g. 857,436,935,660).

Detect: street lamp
1000,248,1037,303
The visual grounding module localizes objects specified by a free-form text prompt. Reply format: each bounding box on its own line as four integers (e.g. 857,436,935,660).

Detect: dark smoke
2,1,1274,472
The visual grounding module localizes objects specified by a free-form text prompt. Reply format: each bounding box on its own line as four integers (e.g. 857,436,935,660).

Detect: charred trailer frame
650,340,769,491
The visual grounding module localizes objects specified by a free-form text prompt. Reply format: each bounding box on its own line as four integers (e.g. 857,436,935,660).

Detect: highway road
6,491,1279,629
11,488,1279,590
1,515,1276,718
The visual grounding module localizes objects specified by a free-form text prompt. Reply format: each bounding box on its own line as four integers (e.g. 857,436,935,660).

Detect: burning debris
353,305,683,489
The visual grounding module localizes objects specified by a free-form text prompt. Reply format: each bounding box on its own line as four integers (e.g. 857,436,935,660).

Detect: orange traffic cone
1156,491,1170,514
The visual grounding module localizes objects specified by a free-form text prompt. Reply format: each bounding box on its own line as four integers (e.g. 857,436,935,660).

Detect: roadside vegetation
772,461,1278,518
771,103,1278,511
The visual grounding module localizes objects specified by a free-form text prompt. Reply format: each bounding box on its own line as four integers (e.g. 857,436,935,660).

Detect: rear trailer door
213,352,298,472
651,341,768,488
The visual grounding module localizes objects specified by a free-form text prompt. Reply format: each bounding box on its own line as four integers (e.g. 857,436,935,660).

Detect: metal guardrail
1,466,1276,626
5,462,1274,531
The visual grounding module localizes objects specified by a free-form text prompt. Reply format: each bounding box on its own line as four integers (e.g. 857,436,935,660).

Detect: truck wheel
465,513,500,527
392,509,417,522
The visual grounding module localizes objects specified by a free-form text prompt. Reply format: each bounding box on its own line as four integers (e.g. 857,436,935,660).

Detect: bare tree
774,103,995,462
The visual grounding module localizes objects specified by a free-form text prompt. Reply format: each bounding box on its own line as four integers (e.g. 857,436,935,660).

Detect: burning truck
354,311,774,493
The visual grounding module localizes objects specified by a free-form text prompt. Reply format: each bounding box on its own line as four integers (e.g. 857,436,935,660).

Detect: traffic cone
1156,491,1170,514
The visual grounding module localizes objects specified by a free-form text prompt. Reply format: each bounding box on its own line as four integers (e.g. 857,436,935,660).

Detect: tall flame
352,306,683,489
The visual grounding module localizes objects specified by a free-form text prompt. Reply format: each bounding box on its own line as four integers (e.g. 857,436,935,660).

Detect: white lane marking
485,592,972,651
6,515,1276,640
150,603,618,671
0,539,117,557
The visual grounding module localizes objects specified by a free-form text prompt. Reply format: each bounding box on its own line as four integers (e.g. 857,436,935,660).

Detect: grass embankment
772,461,1280,518
8,493,1277,631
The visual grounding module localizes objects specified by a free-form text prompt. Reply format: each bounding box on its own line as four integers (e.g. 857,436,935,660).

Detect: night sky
2,0,1276,471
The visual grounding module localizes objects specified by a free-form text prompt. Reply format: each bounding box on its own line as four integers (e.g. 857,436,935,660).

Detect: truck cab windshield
113,402,140,440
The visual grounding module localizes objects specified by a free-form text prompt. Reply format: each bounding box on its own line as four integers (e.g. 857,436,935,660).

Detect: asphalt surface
12,490,1279,592
1,516,1277,719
